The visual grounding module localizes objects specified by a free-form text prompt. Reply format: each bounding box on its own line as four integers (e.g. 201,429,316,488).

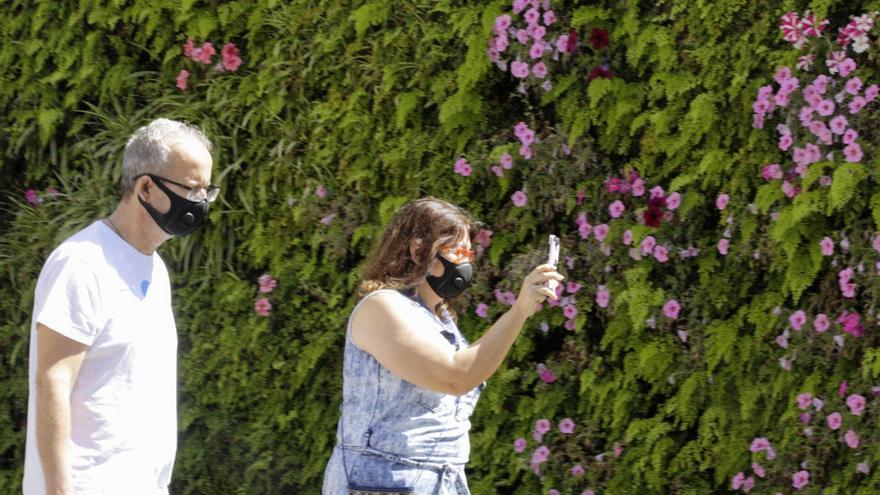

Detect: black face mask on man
426,253,474,299
137,174,208,237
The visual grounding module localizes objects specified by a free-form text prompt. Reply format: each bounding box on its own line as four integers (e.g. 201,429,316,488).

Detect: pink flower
566,281,582,294
494,14,512,34
494,35,509,53
24,189,40,205
814,314,830,332
531,445,550,464
846,77,863,95
778,133,793,151
563,304,578,320
596,286,610,308
511,190,528,207
532,62,548,78
742,477,754,493
839,58,857,77
539,367,556,383
663,299,681,319
453,158,472,176
640,236,656,254
792,470,810,490
519,144,532,159
622,230,633,245
762,163,783,180
258,274,278,293
750,437,771,453
475,229,493,249
858,462,870,474
571,464,585,476
797,392,813,409
176,69,190,91
564,319,576,331
843,129,858,144
514,437,527,452
843,142,863,163
717,238,729,256
529,41,545,60
849,96,867,114
666,192,681,210
753,463,766,478
628,178,644,197
319,213,336,225
817,99,835,116
609,200,626,218
715,194,729,210
254,298,272,316
543,10,556,25
511,61,530,78
827,412,842,430
314,185,327,198
829,115,848,135
866,84,879,102
192,41,216,64
594,224,609,242
524,7,540,25
789,310,807,330
613,443,623,457
775,334,788,348
820,236,834,256
558,418,575,434
499,152,514,169
653,245,669,263
221,43,242,71
846,394,866,415
516,28,530,45
512,0,527,14
732,472,745,490
535,418,551,434
845,429,860,448
475,303,489,318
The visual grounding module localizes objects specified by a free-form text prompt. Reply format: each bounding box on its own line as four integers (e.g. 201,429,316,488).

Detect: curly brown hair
359,197,477,301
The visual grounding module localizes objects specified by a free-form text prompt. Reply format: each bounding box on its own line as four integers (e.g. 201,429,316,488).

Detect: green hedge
4,1,880,493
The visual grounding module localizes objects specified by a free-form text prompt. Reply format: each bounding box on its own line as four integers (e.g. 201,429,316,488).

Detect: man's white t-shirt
23,220,178,495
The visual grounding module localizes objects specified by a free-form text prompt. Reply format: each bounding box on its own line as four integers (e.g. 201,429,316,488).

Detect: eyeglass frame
137,173,220,203
439,244,476,263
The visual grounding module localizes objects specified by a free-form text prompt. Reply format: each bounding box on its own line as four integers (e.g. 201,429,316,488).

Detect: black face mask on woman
138,174,209,237
426,254,474,299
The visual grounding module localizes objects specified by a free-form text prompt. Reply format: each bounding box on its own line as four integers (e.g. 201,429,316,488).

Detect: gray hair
120,118,212,194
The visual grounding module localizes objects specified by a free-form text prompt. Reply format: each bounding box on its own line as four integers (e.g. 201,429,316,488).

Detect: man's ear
137,175,153,202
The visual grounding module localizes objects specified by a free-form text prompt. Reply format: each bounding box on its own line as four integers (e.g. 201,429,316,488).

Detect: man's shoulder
44,221,106,269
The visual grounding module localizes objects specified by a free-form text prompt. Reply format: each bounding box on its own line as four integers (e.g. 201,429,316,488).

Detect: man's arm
35,323,87,495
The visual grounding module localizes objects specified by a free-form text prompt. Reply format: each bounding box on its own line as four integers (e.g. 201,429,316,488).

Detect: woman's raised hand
512,264,564,318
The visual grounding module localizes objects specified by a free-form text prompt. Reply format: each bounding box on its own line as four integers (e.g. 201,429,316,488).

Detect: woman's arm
352,264,562,395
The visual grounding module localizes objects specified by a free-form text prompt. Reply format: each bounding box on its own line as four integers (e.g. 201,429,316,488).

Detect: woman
322,197,563,494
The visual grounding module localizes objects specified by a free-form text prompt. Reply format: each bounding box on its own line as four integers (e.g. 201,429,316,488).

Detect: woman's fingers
537,287,557,300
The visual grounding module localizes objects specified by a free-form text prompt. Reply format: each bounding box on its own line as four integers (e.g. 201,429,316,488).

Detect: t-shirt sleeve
34,255,103,346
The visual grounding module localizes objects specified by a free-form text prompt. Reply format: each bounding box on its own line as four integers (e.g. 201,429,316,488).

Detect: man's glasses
140,173,220,203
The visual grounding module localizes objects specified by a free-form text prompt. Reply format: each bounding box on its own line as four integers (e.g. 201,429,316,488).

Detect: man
23,118,217,494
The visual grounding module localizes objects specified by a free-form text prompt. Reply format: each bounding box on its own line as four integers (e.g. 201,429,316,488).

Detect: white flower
854,14,874,32
852,35,870,53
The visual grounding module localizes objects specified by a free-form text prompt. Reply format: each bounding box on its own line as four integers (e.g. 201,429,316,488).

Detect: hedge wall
4,1,880,493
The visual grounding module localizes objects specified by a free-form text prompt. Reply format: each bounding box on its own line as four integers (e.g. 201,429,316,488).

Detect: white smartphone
546,234,560,292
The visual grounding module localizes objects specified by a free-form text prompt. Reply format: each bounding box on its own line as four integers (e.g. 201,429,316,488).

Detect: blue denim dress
322,289,483,494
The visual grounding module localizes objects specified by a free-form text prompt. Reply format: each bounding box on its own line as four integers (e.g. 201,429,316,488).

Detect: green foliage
4,1,880,494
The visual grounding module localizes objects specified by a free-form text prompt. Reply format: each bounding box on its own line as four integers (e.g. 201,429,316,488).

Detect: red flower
589,28,610,49
643,206,663,228
587,65,614,81
564,30,579,54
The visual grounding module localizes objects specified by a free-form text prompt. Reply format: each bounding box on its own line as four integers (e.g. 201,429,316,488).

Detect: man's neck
107,200,166,256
